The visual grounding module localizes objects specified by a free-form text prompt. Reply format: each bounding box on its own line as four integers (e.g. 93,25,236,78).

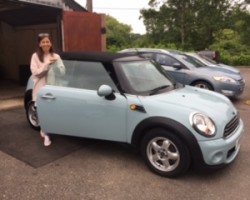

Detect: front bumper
198,119,244,166
217,79,245,98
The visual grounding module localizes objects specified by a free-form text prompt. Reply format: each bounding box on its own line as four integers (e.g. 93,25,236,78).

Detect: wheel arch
24,89,32,110
131,117,204,166
190,79,214,90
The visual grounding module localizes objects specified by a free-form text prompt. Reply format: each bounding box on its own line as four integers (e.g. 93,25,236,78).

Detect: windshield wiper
149,85,170,95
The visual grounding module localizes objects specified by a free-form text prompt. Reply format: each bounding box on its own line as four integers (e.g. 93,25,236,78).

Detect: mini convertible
24,52,244,177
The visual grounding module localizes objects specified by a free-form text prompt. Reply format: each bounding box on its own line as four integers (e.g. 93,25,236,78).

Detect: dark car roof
60,51,135,63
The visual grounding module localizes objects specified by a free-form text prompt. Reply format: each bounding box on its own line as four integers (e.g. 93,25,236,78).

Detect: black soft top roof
60,52,135,63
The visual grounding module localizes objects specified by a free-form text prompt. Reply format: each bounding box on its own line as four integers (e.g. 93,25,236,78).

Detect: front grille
239,79,245,91
239,79,245,85
224,114,240,138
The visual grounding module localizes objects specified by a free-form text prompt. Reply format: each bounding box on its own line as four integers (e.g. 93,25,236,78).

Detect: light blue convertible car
120,48,245,99
24,52,244,177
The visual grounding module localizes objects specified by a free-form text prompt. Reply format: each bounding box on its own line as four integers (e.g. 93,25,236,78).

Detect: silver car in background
120,48,245,99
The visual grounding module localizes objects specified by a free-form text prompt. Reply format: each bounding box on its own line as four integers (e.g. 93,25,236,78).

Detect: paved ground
0,80,24,111
0,69,250,200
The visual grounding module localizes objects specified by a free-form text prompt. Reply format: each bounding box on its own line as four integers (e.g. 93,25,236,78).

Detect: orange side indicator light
130,105,137,110
129,104,146,113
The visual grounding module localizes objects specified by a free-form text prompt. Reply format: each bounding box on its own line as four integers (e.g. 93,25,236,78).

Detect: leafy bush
107,45,122,53
231,55,250,66
218,50,250,66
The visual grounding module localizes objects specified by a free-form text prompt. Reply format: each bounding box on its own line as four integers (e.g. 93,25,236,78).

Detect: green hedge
220,54,250,66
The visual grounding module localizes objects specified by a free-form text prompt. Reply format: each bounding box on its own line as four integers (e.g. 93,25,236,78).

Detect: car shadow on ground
0,108,141,169
0,108,95,168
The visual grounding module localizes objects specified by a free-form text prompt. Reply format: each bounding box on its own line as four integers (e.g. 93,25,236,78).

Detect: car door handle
41,93,56,100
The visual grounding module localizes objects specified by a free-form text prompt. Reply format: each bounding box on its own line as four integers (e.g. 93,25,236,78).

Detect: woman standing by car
30,33,62,146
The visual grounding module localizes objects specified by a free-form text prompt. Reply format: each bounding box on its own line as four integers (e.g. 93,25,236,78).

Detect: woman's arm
30,53,50,78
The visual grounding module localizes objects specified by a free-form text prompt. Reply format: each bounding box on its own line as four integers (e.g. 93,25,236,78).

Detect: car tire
192,81,213,90
26,100,40,130
141,128,191,177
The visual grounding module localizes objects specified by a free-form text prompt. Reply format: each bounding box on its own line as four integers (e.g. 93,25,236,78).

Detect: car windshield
114,59,176,95
186,54,211,67
189,54,214,66
198,54,218,64
174,54,204,68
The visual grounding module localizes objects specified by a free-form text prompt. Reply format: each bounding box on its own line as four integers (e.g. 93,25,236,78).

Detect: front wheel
141,128,191,178
26,101,40,130
192,81,213,90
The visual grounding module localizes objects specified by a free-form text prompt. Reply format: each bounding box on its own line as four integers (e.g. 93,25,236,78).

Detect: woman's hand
49,58,57,64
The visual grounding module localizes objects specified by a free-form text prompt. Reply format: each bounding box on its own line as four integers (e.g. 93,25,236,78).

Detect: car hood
217,63,240,73
198,66,242,80
138,86,237,134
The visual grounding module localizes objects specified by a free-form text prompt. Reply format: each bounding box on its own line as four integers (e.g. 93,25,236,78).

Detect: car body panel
137,86,237,140
198,119,243,165
37,83,238,142
37,86,128,141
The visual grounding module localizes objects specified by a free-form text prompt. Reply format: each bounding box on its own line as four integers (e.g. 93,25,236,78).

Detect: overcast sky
74,0,149,34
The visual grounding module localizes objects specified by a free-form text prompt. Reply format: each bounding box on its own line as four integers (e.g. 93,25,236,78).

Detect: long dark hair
36,33,54,62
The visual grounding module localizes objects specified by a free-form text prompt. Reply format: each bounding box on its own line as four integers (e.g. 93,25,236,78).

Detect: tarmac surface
0,80,24,111
0,68,250,200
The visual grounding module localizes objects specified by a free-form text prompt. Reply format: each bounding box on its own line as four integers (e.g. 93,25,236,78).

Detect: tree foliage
105,0,250,65
106,15,151,52
106,15,132,49
141,0,235,50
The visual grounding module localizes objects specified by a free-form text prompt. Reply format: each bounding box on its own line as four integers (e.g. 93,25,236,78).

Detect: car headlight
213,76,236,84
190,113,216,137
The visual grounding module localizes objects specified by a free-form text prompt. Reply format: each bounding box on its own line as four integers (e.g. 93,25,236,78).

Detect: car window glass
199,54,217,64
155,54,178,66
174,54,201,68
119,60,172,92
68,61,118,91
47,59,71,87
179,54,203,68
186,55,206,66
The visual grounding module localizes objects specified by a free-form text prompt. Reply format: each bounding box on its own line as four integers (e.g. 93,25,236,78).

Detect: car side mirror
97,85,116,100
173,63,182,69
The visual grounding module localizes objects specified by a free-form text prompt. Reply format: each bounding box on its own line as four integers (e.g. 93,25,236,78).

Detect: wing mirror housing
173,63,182,70
97,85,116,100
